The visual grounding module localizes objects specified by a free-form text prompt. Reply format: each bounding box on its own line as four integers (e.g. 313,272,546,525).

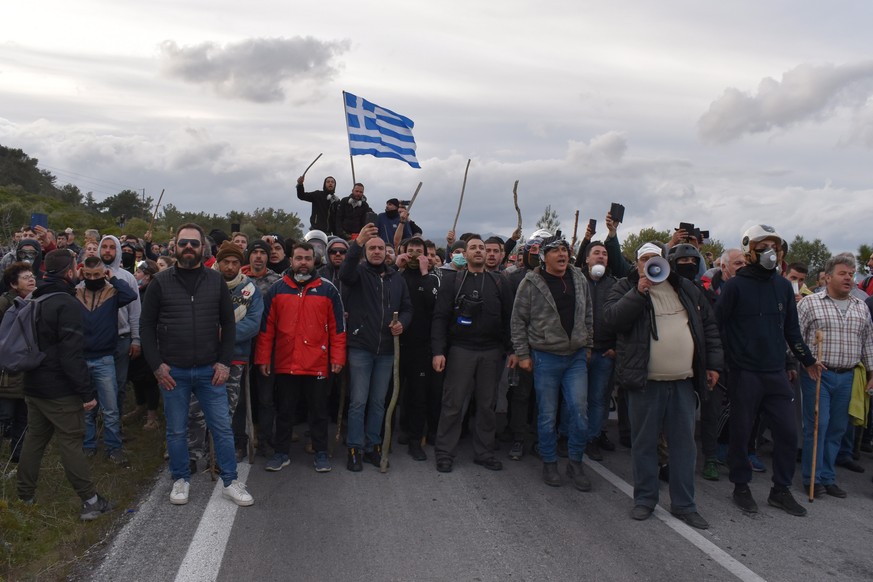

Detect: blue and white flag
344,92,421,169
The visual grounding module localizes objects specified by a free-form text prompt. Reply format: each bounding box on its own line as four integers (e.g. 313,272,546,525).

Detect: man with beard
257,242,345,473
297,175,338,235
339,224,412,470
188,242,263,468
432,236,515,473
317,237,349,294
262,234,290,274
335,183,373,241
17,250,112,520
484,237,504,273
240,239,281,457
99,236,142,421
140,223,253,507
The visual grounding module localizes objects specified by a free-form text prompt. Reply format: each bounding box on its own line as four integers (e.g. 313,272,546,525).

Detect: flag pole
342,91,356,185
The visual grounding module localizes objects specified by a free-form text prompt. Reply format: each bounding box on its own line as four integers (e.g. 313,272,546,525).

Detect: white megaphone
644,256,671,283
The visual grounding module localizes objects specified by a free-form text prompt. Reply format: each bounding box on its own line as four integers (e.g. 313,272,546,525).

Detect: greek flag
344,92,421,169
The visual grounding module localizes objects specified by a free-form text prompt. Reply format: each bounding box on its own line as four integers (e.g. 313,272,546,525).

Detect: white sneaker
222,480,254,507
170,478,190,505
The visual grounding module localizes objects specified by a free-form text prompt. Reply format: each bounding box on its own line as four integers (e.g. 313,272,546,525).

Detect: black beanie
247,239,271,257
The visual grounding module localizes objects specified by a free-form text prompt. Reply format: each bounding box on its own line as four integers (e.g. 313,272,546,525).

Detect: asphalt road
86,424,873,582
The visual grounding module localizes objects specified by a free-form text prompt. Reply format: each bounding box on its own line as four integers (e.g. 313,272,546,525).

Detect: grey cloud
698,62,873,143
159,37,350,103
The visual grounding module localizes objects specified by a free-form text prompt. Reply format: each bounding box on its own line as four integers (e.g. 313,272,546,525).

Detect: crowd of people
2,175,872,531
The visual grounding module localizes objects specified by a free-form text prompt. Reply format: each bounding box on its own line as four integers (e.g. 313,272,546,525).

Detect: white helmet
304,230,329,246
741,224,784,254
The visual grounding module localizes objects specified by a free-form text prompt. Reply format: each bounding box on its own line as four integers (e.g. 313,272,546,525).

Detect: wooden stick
380,312,401,473
570,210,580,251
302,153,323,178
452,159,471,233
406,182,423,212
512,180,522,237
149,189,165,233
809,329,824,503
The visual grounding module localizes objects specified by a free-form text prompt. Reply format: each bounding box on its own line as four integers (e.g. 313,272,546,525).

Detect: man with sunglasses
716,224,823,517
317,237,349,295
141,223,254,507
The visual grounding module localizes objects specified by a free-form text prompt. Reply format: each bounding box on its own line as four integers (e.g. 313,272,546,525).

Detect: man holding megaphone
604,241,723,530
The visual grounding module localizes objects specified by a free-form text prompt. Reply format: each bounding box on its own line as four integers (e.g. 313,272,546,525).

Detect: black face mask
85,278,107,291
676,263,698,281
385,209,399,219
121,253,135,269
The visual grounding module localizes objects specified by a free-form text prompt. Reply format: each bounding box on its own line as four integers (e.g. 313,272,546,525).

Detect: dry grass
0,399,166,582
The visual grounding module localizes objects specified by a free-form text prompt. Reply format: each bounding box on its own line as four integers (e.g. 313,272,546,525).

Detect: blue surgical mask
452,254,467,268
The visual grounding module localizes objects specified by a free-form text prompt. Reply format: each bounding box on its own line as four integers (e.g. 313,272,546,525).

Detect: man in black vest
141,223,253,507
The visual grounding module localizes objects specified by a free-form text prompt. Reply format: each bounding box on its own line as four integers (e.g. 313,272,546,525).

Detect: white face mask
758,248,778,270
590,264,606,279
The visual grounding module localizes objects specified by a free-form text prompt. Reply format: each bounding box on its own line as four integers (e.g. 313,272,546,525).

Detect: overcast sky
2,1,872,253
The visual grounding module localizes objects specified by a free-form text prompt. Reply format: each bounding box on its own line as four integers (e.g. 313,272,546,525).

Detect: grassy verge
0,400,166,581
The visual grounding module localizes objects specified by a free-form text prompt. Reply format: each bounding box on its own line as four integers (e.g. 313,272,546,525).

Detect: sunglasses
177,239,202,249
329,249,348,255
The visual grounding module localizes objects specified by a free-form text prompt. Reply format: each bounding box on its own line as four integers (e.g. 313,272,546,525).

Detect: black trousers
728,369,797,487
400,346,440,440
274,374,329,455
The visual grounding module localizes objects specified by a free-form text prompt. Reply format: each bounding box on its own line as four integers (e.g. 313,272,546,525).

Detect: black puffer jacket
603,270,723,395
23,276,93,402
140,266,236,371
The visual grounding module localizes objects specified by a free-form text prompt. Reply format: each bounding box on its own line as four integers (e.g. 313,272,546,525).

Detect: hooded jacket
511,266,593,360
23,275,93,402
255,273,346,376
339,240,412,355
100,235,142,347
76,276,138,359
335,195,373,240
297,177,338,234
603,269,723,394
715,263,816,373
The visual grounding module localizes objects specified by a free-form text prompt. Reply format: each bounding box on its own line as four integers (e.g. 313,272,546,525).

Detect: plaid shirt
797,291,873,370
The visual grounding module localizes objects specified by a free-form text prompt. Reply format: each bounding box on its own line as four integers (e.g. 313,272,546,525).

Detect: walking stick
570,210,580,251
451,159,471,233
302,153,323,178
243,364,255,463
380,312,401,473
808,330,824,502
406,182,423,212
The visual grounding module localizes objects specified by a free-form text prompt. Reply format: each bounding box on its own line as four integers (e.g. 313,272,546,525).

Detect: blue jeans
163,365,237,486
347,348,394,451
801,369,852,485
84,356,122,452
532,349,589,462
628,379,697,513
587,349,615,443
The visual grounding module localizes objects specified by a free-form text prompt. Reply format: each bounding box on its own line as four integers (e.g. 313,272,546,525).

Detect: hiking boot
408,441,427,461
566,460,592,491
473,457,503,471
702,458,719,481
825,483,847,498
542,462,561,487
733,485,758,513
364,445,384,468
347,448,363,472
672,511,709,530
585,441,603,462
222,480,254,506
266,453,290,472
597,432,616,452
314,451,332,473
767,486,806,516
508,441,524,461
436,458,453,473
804,483,826,498
748,453,766,472
107,448,129,467
170,479,190,505
80,494,112,521
835,458,865,473
83,448,97,459
631,505,653,521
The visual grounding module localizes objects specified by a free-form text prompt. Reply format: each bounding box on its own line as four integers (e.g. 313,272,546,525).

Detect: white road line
584,459,767,582
174,463,251,582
